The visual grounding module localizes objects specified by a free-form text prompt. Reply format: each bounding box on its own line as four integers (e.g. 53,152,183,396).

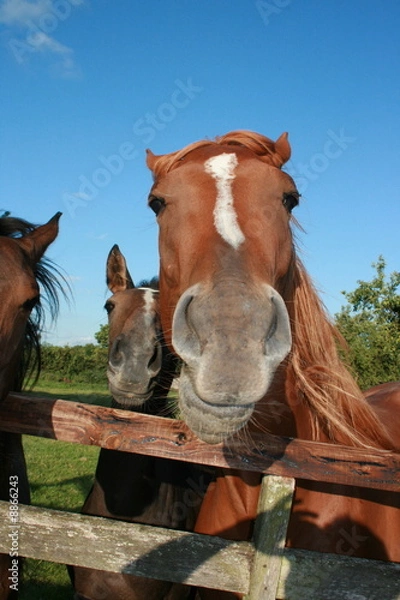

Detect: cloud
0,0,51,26
28,30,78,76
1,0,82,77
88,231,109,241
43,332,97,346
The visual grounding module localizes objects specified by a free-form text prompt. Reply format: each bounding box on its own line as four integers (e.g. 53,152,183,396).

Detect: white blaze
139,288,158,325
204,152,245,250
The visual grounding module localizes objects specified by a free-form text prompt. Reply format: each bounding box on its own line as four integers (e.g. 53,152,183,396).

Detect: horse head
147,131,296,443
105,245,164,407
0,212,61,401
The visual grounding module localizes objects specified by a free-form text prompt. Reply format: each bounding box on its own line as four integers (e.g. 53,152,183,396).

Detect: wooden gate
0,393,399,599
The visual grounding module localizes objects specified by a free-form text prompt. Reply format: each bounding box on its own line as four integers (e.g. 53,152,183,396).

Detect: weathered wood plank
246,476,295,600
0,501,252,593
1,498,399,599
1,393,399,492
1,393,399,491
277,547,400,600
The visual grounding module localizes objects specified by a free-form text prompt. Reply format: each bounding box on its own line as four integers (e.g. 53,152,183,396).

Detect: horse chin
178,369,255,444
108,382,155,408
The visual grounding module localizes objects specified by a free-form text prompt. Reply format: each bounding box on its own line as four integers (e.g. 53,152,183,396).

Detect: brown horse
146,131,400,598
0,213,63,600
70,245,210,600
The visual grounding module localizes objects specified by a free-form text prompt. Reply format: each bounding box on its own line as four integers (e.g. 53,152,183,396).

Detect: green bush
40,344,108,384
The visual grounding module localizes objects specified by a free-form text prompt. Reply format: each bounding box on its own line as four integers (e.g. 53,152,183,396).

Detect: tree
335,256,400,389
95,324,109,349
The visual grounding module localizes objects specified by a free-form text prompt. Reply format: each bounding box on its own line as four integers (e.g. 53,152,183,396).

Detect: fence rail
1,393,399,491
1,392,400,599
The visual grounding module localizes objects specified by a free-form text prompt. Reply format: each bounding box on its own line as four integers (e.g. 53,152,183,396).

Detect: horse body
286,385,400,563
0,213,62,600
71,245,209,600
146,132,400,597
363,381,400,441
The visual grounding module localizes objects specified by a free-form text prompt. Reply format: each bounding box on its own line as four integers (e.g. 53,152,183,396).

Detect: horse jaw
172,282,292,444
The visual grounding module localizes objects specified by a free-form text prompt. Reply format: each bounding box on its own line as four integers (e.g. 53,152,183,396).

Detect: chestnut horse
70,245,209,600
146,131,400,598
0,213,63,600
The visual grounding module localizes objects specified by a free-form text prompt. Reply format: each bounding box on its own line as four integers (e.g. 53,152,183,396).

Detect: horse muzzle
107,332,162,406
172,282,292,442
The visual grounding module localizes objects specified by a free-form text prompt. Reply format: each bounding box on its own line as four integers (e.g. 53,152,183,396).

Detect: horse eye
148,196,166,216
22,296,40,312
283,192,300,213
104,301,114,314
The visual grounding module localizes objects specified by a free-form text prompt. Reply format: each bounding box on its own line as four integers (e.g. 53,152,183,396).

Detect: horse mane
286,256,394,450
0,215,69,389
138,276,159,291
148,130,288,178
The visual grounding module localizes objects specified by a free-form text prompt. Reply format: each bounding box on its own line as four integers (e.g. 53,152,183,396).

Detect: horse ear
18,212,61,265
106,244,135,293
146,149,160,173
274,132,291,167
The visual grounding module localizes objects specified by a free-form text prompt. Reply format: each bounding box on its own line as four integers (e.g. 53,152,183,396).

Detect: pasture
20,381,106,599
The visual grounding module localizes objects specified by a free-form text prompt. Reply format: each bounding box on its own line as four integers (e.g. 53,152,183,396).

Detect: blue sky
1,0,399,345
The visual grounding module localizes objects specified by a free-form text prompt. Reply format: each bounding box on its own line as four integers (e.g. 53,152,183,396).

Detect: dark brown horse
70,245,209,600
146,131,400,598
0,213,63,599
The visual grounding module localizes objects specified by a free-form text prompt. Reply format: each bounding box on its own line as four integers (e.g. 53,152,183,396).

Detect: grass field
28,379,111,406
19,380,109,599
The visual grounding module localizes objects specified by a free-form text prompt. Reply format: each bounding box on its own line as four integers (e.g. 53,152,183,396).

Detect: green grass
29,379,111,406
19,379,106,599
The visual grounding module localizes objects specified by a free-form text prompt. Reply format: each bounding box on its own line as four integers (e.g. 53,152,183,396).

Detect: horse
145,131,400,598
0,213,64,600
70,245,210,600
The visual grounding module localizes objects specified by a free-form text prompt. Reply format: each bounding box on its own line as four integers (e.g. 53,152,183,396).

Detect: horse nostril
148,343,162,374
172,284,202,363
263,289,292,360
109,334,124,367
266,307,278,342
148,347,158,367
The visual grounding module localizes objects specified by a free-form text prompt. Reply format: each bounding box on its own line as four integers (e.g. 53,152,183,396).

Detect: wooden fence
0,392,399,599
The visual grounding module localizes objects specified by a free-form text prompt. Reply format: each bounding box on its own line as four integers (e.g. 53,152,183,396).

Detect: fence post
246,475,295,600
